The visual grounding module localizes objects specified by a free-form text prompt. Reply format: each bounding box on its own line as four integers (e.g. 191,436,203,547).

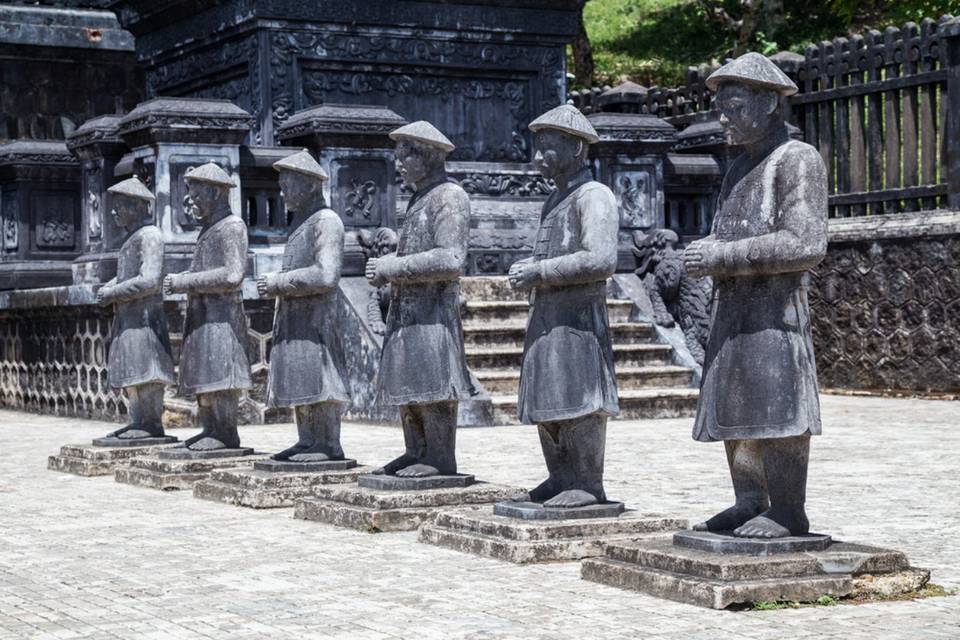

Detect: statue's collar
407,177,449,211
543,166,593,218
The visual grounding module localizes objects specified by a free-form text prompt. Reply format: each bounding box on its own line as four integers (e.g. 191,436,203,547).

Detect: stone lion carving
358,227,399,335
632,229,713,364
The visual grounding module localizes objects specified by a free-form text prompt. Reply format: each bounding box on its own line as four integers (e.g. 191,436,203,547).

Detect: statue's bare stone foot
272,442,308,461
693,503,767,532
734,508,807,538
184,431,209,447
187,437,229,451
117,429,155,440
395,463,439,478
107,424,137,438
543,489,598,508
513,478,559,503
289,451,332,463
372,453,416,475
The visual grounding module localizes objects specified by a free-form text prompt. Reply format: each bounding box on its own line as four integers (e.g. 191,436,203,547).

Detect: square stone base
192,463,373,509
47,442,178,477
418,506,688,564
581,533,920,609
114,451,268,491
294,481,518,533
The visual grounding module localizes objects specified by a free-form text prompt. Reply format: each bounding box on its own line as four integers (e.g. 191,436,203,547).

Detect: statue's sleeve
109,229,165,302
537,185,619,286
713,144,828,277
379,187,469,284
179,219,248,293
271,215,343,297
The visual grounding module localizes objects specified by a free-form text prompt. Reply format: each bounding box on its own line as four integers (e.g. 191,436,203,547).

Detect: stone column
115,97,253,273
0,141,81,290
66,115,130,285
587,82,677,272
276,104,407,275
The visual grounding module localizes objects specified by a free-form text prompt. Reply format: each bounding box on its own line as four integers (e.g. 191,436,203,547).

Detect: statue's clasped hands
508,257,539,291
683,239,719,278
256,275,272,298
162,274,183,296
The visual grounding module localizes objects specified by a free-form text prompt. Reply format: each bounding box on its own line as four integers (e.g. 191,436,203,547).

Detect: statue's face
110,194,146,230
532,130,583,180
716,83,781,146
278,170,319,213
186,181,229,220
396,141,442,187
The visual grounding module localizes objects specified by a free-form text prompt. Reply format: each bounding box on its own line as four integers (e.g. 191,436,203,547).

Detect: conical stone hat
107,176,155,202
273,149,328,181
184,161,236,187
705,52,798,96
389,121,455,153
528,104,600,144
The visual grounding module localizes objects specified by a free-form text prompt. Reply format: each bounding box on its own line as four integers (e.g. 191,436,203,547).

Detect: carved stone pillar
587,83,677,272
0,141,82,290
276,104,407,275
66,115,130,285
115,97,254,273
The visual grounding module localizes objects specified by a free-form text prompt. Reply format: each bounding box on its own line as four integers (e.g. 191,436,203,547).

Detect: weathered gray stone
254,459,358,473
493,500,625,521
91,436,178,448
157,447,255,460
358,474,475,491
294,482,518,532
418,507,686,564
192,465,372,509
673,530,832,555
115,452,268,491
47,442,176,477
850,568,931,600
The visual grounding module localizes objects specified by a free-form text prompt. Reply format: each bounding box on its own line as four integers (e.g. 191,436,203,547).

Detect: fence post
946,20,960,209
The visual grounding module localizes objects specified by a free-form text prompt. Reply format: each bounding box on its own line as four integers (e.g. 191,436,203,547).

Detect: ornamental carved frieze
344,179,378,221
2,198,17,251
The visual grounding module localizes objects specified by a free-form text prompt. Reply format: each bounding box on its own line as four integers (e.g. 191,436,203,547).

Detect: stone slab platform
47,442,177,477
581,535,917,609
91,436,178,447
192,464,373,509
114,452,268,491
294,481,518,533
418,506,688,564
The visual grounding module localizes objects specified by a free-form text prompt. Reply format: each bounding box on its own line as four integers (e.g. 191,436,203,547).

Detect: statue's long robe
693,139,828,442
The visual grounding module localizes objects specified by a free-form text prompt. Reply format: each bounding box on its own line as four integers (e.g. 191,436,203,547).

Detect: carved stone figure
358,226,399,336
683,53,828,538
163,162,252,451
507,104,620,509
365,121,474,478
96,177,175,440
633,229,713,364
257,149,351,462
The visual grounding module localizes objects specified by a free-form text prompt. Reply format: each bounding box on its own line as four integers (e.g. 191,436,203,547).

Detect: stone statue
365,121,474,478
507,105,620,508
358,226,399,336
257,149,352,462
163,162,252,451
683,52,828,538
632,228,713,364
96,177,175,440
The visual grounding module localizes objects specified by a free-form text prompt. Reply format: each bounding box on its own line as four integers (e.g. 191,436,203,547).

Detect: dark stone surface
493,501,625,521
254,459,358,473
358,474,476,491
673,530,833,555
92,435,178,447
158,446,255,460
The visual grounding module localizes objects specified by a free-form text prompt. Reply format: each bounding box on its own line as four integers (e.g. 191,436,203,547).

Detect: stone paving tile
0,394,958,639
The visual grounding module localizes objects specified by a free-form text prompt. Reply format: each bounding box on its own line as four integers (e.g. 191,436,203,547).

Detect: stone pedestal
581,530,929,609
192,459,372,509
47,438,177,477
418,501,687,564
114,448,266,491
294,474,517,533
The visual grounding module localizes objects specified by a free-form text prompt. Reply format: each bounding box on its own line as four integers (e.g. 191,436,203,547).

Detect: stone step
462,299,633,326
489,388,699,425
466,343,674,371
474,365,693,395
459,276,528,302
463,321,655,349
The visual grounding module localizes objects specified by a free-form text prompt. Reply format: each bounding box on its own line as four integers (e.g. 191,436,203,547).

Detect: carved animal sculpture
632,229,713,365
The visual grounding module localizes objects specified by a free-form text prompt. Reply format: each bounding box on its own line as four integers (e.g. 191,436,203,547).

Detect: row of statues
96,52,828,539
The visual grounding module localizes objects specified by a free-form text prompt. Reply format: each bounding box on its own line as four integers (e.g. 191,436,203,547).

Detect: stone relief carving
633,229,712,364
616,171,651,228
2,198,16,251
40,218,74,247
344,179,378,221
86,165,103,240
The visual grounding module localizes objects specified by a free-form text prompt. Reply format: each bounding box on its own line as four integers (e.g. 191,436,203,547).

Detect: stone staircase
460,277,699,425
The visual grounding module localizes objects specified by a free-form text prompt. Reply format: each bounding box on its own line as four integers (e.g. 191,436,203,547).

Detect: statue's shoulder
433,181,470,210
315,208,344,232
576,180,617,209
775,140,823,169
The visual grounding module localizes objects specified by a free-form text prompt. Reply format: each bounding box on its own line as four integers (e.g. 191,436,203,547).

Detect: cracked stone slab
192,464,373,509
673,530,833,555
418,506,687,564
493,500,626,521
254,459,358,473
357,473,476,491
47,442,179,477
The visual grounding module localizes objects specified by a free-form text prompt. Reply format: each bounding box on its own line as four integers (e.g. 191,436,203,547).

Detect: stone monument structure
581,52,927,606
193,149,369,508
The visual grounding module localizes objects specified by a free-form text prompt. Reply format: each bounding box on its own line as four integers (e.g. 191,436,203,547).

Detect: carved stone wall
809,212,960,393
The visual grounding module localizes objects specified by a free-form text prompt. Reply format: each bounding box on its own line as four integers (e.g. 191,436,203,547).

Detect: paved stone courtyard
0,395,958,639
